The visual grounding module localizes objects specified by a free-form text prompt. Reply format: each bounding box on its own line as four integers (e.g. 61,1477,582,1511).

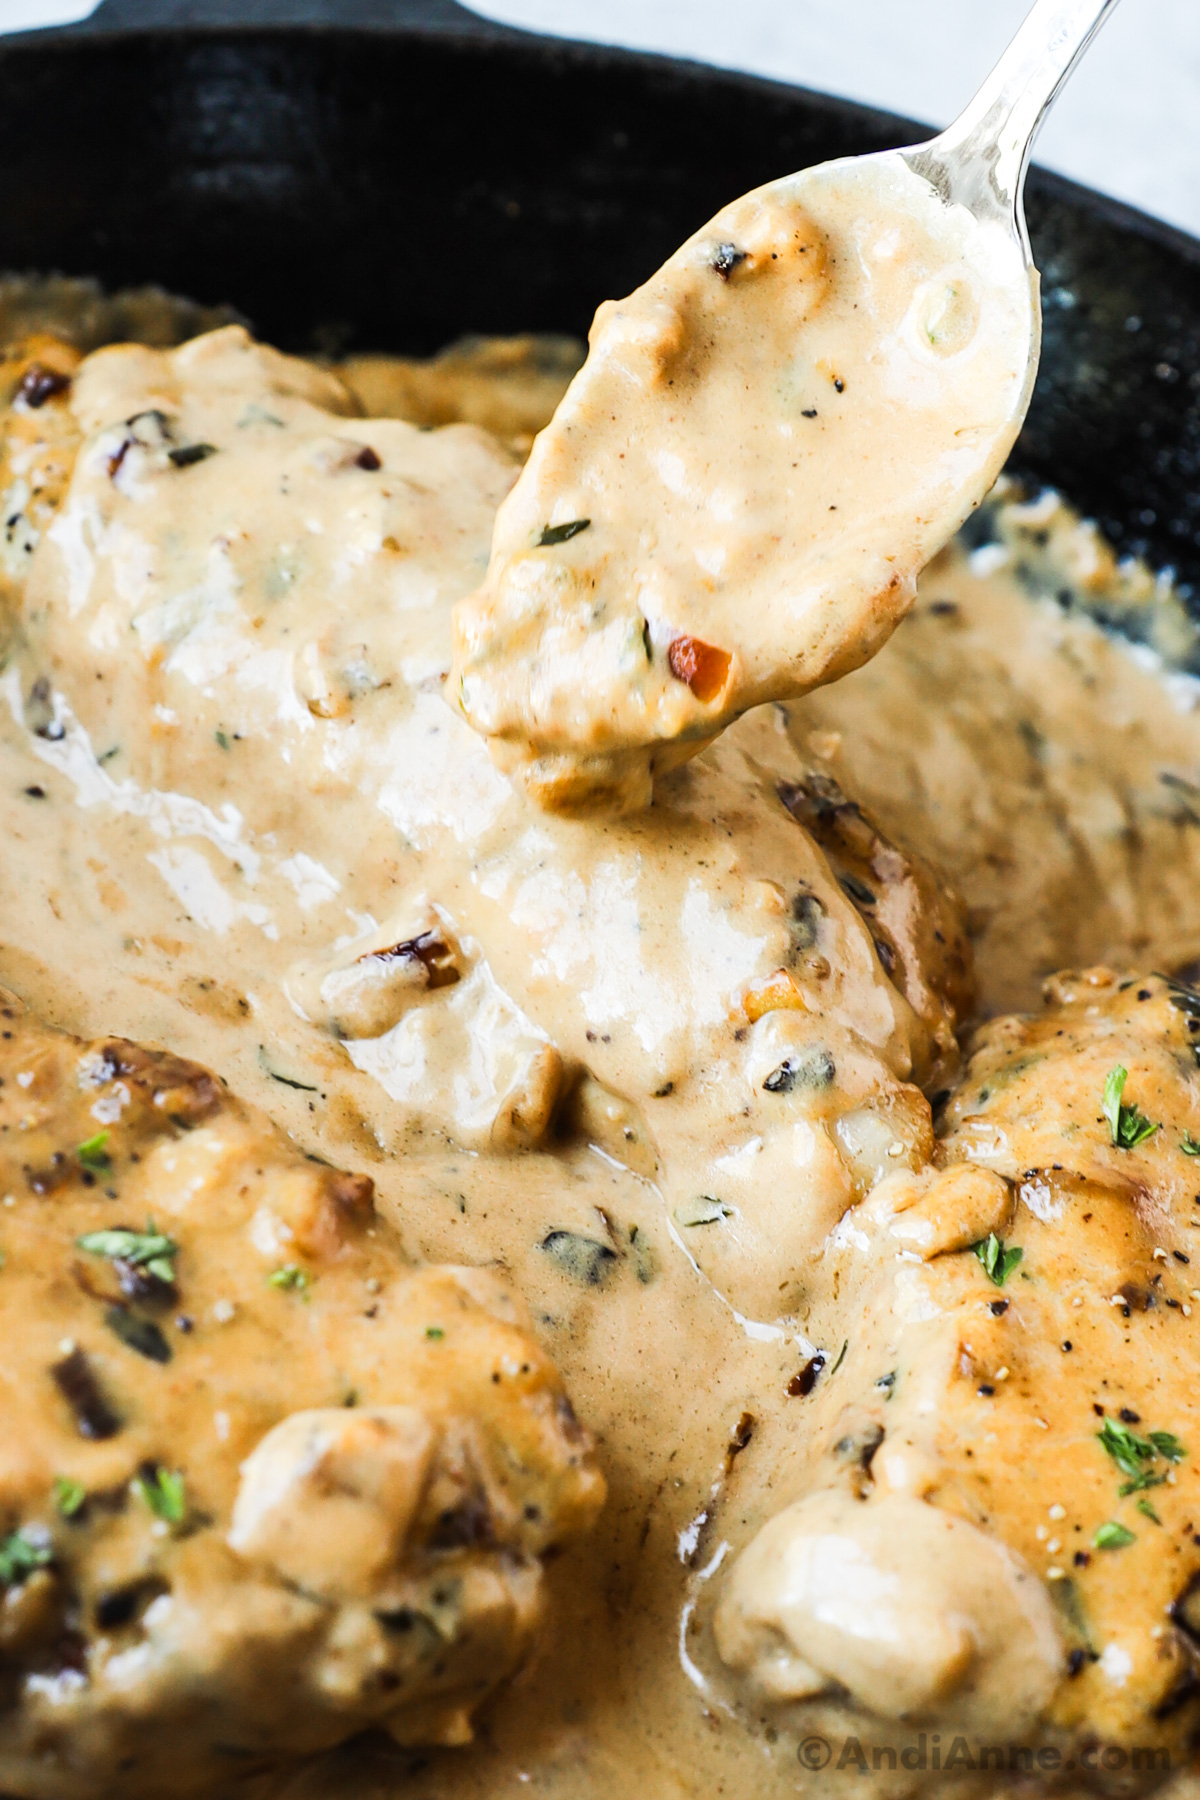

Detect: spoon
451,0,1122,812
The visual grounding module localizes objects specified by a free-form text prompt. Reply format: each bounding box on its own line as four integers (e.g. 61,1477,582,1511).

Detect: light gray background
4,0,1200,238
470,1,1200,238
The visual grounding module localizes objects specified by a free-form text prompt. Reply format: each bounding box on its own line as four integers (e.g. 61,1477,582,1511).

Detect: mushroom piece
229,1406,436,1599
0,989,605,1799
715,1489,1061,1731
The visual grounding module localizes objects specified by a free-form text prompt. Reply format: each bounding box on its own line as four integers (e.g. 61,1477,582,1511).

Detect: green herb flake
0,1528,52,1586
974,1233,1024,1287
1097,1413,1186,1493
1121,1471,1167,1496
424,1325,445,1341
1098,1413,1157,1479
1136,1498,1162,1525
537,518,590,547
54,1476,86,1519
132,1466,186,1526
267,1264,311,1295
1102,1065,1159,1150
76,1130,112,1173
1094,1520,1136,1550
214,729,230,751
539,1230,619,1288
1182,1133,1200,1157
829,1339,849,1377
78,1221,177,1285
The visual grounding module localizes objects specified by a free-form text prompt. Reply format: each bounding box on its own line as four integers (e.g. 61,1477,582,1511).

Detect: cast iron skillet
3,0,1200,618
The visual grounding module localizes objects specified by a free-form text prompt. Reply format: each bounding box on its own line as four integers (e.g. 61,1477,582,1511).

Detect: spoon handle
904,0,1122,227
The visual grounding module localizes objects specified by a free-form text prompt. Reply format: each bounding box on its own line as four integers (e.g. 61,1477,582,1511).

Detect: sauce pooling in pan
0,309,1199,1799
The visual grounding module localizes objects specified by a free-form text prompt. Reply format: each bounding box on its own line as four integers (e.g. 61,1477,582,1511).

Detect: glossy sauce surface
0,319,1199,1799
452,159,1033,810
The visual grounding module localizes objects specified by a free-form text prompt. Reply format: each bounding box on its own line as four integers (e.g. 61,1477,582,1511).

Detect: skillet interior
2,0,1200,612
1,10,1200,1789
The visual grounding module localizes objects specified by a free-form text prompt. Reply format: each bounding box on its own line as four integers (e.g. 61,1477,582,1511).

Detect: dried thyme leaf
1097,1414,1185,1494
167,443,217,469
537,519,590,547
257,1046,318,1092
105,1307,172,1364
539,1230,619,1287
78,1223,177,1286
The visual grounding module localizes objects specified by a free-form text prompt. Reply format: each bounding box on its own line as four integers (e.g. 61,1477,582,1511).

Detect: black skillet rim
4,0,1200,612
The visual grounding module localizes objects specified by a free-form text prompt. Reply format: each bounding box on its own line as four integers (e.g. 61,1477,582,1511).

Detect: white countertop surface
3,0,1199,241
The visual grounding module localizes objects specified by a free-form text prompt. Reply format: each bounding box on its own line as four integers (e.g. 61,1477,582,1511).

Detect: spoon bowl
450,0,1121,812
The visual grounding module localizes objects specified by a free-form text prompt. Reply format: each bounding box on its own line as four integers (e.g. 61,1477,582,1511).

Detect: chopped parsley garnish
1136,1498,1162,1525
54,1476,86,1519
1094,1520,1136,1550
267,1264,311,1295
132,1466,186,1526
424,1325,445,1341
78,1222,177,1285
1102,1065,1158,1149
1097,1413,1185,1494
537,518,590,547
1182,1132,1200,1157
974,1233,1024,1287
0,1528,52,1585
76,1130,112,1173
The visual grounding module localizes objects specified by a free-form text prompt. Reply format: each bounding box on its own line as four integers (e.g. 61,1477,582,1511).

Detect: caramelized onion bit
327,1170,375,1218
373,931,459,991
17,363,71,409
742,969,806,1024
666,635,730,703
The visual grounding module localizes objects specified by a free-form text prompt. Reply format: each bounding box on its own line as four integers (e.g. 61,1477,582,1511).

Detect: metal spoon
904,0,1122,400
453,0,1124,811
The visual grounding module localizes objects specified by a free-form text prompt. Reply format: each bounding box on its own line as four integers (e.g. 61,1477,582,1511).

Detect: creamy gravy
0,991,605,1798
451,159,1033,810
797,483,1200,1013
0,320,1199,1799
